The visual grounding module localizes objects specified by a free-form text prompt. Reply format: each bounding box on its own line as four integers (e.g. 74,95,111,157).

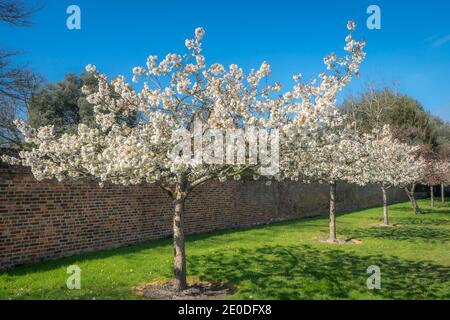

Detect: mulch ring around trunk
133,279,236,300
315,237,363,244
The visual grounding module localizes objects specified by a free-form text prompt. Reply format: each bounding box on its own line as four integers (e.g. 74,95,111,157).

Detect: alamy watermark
66,5,81,30
366,5,381,30
367,265,381,290
170,119,279,176
66,265,81,290
65,5,380,31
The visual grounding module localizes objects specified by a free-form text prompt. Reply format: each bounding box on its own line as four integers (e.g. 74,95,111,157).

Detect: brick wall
0,165,409,270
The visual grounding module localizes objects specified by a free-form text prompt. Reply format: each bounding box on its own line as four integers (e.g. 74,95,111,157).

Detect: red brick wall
0,165,409,269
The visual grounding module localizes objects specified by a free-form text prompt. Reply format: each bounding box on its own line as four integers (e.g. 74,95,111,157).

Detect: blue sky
1,0,449,120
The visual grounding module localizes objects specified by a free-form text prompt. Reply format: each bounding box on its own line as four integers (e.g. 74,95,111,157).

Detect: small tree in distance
434,158,450,204
362,125,424,224
281,106,368,242
422,148,441,208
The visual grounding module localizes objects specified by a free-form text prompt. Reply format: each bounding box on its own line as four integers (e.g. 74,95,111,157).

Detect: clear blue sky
1,0,449,120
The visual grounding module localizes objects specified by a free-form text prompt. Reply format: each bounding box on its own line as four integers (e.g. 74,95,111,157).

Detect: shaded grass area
1,199,449,300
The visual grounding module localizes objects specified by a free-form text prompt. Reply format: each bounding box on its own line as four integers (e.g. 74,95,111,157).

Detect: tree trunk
442,183,445,204
405,185,422,214
173,189,187,291
381,186,389,225
430,185,434,208
411,196,422,214
329,182,337,241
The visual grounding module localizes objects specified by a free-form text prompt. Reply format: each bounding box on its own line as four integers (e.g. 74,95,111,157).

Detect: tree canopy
341,87,442,147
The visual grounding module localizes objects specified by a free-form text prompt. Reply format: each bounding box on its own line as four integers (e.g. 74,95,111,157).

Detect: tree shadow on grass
190,245,450,299
186,215,326,244
391,205,427,214
422,208,450,214
0,215,323,277
395,217,450,226
393,203,450,215
340,226,450,243
2,237,174,276
2,217,319,277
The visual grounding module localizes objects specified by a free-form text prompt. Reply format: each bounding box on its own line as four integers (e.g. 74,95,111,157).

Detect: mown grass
1,199,449,300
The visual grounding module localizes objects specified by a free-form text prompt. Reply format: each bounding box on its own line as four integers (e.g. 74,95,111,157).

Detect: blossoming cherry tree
3,21,367,289
361,126,425,224
280,20,367,243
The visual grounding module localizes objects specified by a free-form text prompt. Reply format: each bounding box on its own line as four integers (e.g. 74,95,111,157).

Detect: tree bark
329,182,337,241
381,185,389,225
173,181,188,291
412,196,422,214
430,185,434,208
405,184,422,214
442,183,445,204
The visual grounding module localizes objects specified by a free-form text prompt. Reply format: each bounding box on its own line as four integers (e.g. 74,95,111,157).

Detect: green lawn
1,199,449,300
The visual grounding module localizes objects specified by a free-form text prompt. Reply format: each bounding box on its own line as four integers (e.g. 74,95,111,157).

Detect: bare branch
0,0,42,26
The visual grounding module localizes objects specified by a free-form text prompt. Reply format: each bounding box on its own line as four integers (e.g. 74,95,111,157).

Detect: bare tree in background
0,64,42,147
341,80,400,133
0,0,40,26
0,0,43,148
341,80,436,146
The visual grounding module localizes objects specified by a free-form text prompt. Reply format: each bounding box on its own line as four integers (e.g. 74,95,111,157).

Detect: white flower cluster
280,105,369,185
281,113,427,189
359,125,426,189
